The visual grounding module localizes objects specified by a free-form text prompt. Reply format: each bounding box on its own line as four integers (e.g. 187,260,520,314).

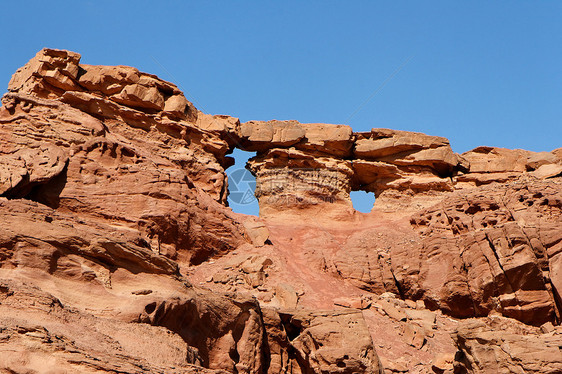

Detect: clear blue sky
2,1,560,215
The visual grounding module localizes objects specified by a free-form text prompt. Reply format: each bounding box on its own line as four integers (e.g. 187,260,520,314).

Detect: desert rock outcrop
1,48,561,373
453,316,562,373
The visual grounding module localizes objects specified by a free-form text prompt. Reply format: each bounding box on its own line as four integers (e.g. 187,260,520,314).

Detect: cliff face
0,49,561,374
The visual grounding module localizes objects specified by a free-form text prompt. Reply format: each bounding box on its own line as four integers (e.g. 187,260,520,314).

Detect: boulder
354,128,450,159
453,316,562,373
462,146,533,173
239,120,306,151
275,283,299,309
278,310,384,373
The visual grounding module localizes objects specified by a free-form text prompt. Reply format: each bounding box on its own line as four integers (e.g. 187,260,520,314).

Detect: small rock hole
145,302,157,314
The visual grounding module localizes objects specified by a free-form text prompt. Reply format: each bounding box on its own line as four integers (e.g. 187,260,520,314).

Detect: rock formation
0,48,561,373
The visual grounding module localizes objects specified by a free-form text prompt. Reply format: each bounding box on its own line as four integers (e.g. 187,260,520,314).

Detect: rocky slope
0,48,561,373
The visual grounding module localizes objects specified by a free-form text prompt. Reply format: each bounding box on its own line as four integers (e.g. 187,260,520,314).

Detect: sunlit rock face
239,120,355,218
1,48,561,374
247,150,354,218
236,111,562,331
239,121,467,217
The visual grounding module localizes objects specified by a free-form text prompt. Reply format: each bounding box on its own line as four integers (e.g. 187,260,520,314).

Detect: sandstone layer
0,48,561,373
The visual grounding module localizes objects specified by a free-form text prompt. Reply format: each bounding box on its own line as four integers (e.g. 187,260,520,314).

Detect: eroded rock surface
409,179,562,325
453,316,562,373
1,48,560,373
0,278,227,374
1,49,246,266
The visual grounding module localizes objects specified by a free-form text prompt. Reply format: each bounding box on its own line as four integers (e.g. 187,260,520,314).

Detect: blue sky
2,1,560,215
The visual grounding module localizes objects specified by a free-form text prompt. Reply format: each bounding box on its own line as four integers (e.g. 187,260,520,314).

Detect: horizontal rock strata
0,48,560,374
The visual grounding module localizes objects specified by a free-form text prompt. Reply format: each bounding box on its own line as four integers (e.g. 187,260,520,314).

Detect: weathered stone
378,299,408,321
242,218,270,246
431,353,454,374
112,83,165,110
348,128,462,200
354,128,450,159
2,48,561,374
8,48,81,97
281,310,383,373
263,308,383,374
0,279,222,374
239,120,306,151
405,309,437,330
462,146,533,173
409,180,562,325
526,151,559,171
402,323,426,349
334,295,372,309
530,163,562,178
275,283,299,309
296,122,354,157
378,357,409,373
138,293,266,373
247,148,355,217
453,316,562,373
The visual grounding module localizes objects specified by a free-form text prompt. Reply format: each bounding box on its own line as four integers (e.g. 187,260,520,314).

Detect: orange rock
1,48,561,374
453,316,562,373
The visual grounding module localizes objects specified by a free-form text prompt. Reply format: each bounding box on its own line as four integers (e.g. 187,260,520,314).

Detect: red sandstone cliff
0,48,561,373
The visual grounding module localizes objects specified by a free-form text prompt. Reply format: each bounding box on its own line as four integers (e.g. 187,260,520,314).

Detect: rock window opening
226,148,259,216
350,190,376,213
